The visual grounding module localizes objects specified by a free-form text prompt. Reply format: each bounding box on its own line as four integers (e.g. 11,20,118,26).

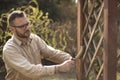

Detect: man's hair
8,10,26,26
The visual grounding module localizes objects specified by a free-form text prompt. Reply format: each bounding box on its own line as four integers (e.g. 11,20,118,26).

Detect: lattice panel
81,0,104,80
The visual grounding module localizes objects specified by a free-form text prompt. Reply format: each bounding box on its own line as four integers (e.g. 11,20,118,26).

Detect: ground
42,69,77,80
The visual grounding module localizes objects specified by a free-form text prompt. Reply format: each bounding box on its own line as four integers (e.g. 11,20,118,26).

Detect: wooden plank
104,0,118,80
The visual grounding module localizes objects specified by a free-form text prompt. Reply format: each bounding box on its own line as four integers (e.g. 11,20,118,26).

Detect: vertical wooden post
104,0,118,80
76,0,81,79
77,0,81,50
76,0,84,80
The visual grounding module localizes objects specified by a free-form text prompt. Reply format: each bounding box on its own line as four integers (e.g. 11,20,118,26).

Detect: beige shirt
3,33,72,80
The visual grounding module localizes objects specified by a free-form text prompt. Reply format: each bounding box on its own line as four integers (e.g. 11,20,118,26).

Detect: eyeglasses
12,21,30,29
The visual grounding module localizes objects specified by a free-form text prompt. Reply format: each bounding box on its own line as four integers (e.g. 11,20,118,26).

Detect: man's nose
25,25,30,30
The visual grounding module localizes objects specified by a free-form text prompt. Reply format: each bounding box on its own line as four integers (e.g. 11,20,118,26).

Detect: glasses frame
11,21,30,29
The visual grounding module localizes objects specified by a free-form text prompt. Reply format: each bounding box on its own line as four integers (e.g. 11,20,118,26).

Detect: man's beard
16,30,30,38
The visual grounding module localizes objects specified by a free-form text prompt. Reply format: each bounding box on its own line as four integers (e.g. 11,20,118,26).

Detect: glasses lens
13,21,30,28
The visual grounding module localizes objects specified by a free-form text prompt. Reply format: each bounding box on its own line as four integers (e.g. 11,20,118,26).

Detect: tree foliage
37,0,77,21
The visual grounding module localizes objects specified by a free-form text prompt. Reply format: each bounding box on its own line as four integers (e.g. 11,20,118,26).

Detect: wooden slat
96,63,103,80
82,0,87,13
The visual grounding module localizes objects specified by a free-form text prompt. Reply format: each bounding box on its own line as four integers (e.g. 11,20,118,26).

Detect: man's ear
9,26,14,33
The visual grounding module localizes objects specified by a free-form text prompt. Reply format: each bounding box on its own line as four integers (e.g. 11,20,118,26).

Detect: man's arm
3,48,55,78
35,34,72,63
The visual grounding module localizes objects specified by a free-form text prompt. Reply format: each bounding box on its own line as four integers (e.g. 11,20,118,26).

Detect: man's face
12,17,31,38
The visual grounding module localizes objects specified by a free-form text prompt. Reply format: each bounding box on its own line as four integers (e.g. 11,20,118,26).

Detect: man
2,10,75,80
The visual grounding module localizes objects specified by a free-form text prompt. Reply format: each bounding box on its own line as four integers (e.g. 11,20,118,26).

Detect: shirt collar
12,34,32,46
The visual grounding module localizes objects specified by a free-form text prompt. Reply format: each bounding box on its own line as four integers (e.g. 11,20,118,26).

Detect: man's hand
55,59,75,73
